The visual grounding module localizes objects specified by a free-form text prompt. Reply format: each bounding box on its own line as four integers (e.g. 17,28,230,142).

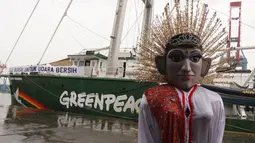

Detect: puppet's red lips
178,75,194,79
184,75,192,79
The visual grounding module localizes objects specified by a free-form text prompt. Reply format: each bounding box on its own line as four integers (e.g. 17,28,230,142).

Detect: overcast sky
0,0,255,69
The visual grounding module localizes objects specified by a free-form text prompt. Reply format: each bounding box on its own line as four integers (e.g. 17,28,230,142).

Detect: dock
0,105,138,143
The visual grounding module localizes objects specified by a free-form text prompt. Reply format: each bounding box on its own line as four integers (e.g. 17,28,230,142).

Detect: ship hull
9,75,255,134
9,75,157,120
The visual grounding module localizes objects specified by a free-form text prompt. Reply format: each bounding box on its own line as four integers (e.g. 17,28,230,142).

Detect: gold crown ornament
134,0,234,84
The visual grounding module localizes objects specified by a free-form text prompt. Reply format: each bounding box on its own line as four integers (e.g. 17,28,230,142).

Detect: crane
228,1,249,72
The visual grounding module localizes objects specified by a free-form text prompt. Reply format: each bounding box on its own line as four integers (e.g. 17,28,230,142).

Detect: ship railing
243,68,255,87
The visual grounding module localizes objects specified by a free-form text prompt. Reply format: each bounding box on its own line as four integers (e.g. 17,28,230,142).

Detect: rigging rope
37,0,73,65
204,4,255,31
20,74,150,119
133,0,141,38
198,2,254,65
125,0,132,49
120,9,144,44
68,31,86,50
66,15,110,42
132,0,142,50
3,0,41,68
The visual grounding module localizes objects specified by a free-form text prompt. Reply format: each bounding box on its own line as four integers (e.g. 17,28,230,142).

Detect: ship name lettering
59,91,141,113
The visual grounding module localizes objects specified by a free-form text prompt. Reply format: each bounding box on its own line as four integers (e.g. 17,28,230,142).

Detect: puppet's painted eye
189,54,202,63
168,50,185,62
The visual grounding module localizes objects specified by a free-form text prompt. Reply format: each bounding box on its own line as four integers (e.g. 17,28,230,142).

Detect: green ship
5,0,255,135
8,74,255,134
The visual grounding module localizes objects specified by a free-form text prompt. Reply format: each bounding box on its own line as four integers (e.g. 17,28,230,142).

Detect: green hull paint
225,118,255,133
10,75,157,120
9,75,255,134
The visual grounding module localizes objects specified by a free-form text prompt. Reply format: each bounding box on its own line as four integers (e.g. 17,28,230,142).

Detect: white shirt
138,86,225,143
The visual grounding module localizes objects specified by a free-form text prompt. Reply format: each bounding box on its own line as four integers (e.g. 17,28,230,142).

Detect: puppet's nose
181,59,191,72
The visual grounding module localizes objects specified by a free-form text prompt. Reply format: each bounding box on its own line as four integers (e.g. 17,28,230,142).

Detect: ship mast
141,0,154,38
105,0,154,77
105,0,128,77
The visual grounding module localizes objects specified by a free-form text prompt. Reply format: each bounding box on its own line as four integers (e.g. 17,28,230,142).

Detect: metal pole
37,0,73,65
243,68,255,86
106,0,128,77
210,46,255,60
228,4,232,58
137,0,154,56
141,0,154,35
218,46,255,51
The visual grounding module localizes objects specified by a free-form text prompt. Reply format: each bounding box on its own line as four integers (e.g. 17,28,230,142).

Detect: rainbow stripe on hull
17,90,50,110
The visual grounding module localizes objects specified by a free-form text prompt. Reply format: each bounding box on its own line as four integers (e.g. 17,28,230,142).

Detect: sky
0,0,255,70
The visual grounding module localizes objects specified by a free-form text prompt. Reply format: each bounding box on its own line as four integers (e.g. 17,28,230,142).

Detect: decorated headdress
135,0,234,84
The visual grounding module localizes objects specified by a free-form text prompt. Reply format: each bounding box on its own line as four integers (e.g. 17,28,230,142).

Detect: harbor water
0,92,254,143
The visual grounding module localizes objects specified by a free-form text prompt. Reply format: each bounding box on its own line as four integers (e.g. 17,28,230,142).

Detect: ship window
91,61,95,66
100,62,102,67
85,61,90,66
79,61,84,66
74,61,78,66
